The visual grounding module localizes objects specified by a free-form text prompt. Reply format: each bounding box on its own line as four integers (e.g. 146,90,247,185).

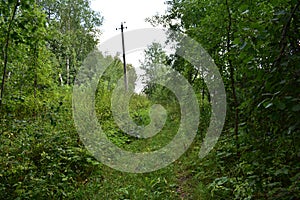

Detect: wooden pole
116,22,128,91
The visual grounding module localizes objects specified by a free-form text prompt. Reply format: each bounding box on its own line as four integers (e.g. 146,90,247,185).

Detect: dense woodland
0,0,299,199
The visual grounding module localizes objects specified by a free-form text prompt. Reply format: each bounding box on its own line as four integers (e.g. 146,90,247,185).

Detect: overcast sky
90,0,168,92
91,0,167,42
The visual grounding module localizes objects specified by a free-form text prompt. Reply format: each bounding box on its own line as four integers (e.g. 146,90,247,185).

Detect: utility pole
116,22,128,91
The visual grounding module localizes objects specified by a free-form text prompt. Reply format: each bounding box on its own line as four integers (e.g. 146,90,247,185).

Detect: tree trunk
33,43,39,118
59,73,64,86
226,0,240,156
66,57,70,85
0,0,20,112
34,44,38,99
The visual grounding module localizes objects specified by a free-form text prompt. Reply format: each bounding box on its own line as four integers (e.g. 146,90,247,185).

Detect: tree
40,0,103,86
0,0,48,115
0,0,103,117
140,42,168,95
147,0,300,198
0,0,20,111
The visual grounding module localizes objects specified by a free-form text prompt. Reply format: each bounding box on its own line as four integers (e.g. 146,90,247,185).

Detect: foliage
146,0,300,199
0,88,102,199
0,0,299,199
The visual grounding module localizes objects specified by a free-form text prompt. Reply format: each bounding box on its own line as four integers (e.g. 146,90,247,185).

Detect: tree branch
274,0,300,67
226,0,240,156
0,0,20,111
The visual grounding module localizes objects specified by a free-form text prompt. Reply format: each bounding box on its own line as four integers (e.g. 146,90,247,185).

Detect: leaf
240,42,247,50
276,102,286,110
264,102,273,109
62,177,68,181
274,168,289,176
258,99,268,108
241,10,249,15
292,104,300,112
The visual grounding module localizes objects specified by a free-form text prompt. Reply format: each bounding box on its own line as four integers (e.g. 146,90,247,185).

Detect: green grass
1,87,299,199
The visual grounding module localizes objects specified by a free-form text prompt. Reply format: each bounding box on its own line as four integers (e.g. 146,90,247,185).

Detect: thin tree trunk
66,57,70,85
274,1,300,67
59,73,64,86
0,0,20,112
34,44,38,99
226,0,240,156
33,43,39,118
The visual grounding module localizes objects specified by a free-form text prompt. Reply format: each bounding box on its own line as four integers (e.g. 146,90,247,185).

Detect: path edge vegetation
1,0,299,199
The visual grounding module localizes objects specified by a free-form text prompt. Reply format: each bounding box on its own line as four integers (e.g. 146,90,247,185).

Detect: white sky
90,0,167,42
90,0,168,92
